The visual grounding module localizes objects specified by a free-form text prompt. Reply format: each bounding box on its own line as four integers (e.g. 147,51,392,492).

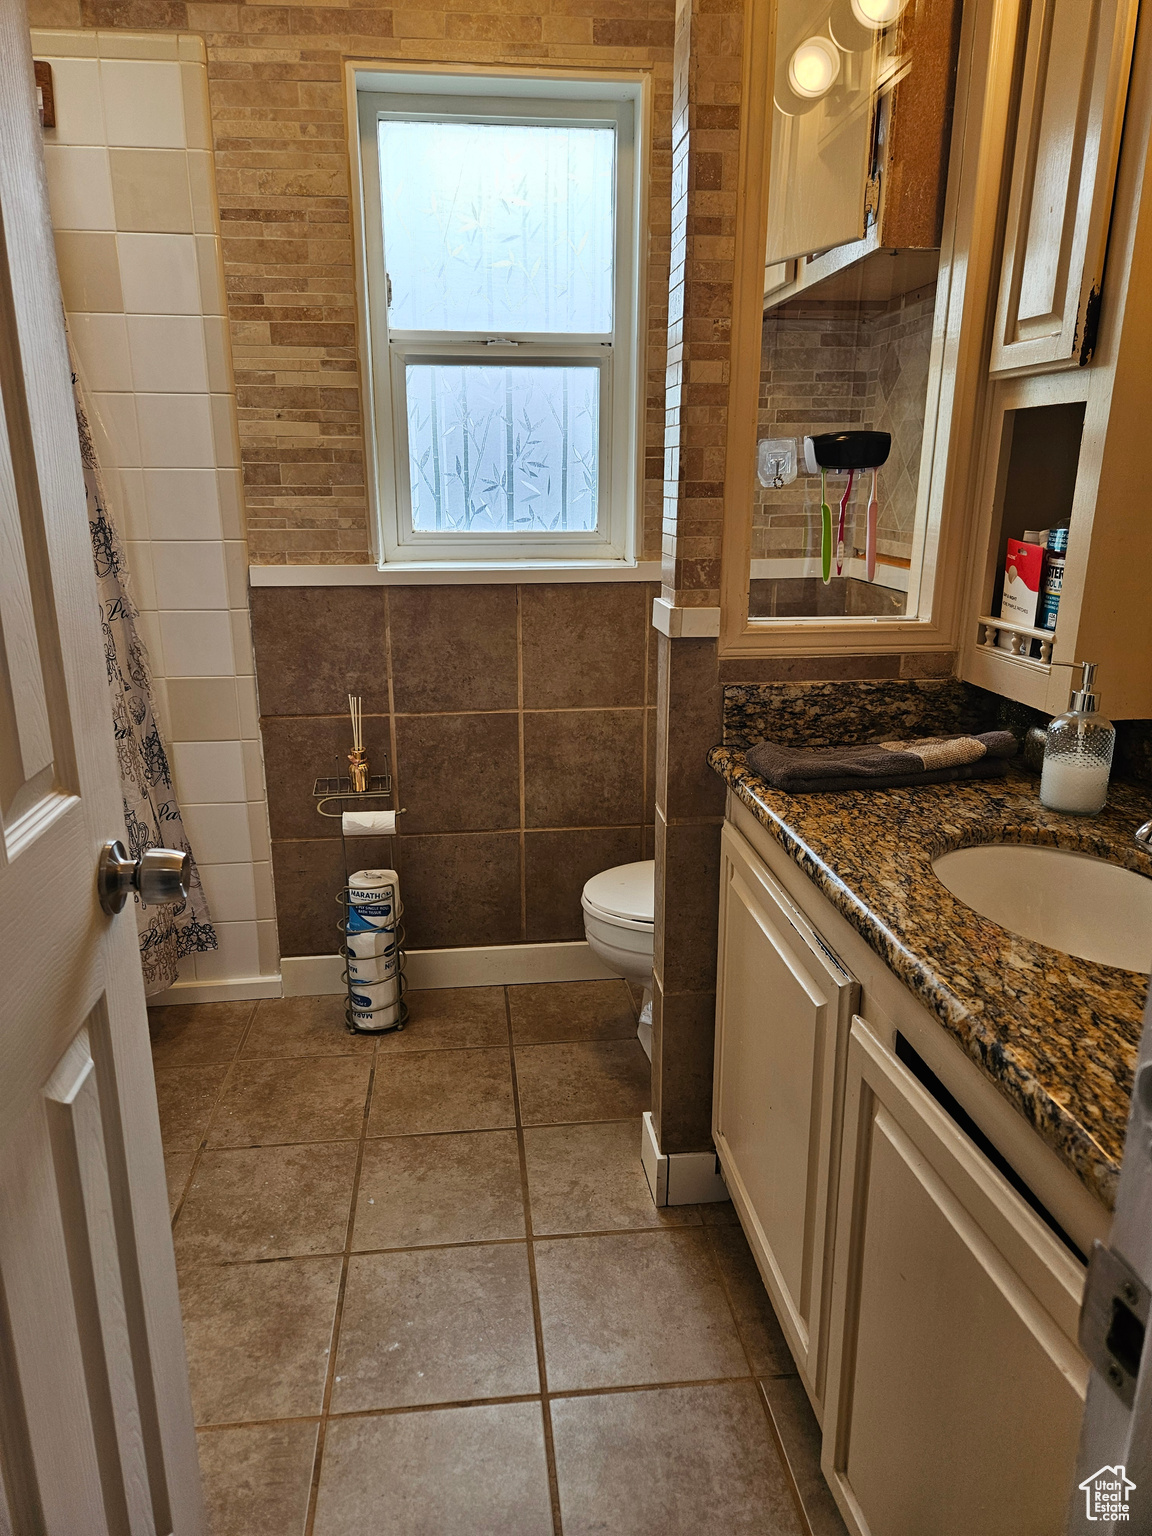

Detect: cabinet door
713,823,858,1404
990,0,1138,374
821,1018,1087,1536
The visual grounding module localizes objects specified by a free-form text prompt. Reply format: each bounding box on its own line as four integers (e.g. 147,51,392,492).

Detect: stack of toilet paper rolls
345,868,402,1030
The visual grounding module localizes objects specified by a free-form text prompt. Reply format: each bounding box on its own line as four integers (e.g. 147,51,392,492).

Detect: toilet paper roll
346,869,399,931
342,809,397,837
348,974,401,1012
347,940,398,983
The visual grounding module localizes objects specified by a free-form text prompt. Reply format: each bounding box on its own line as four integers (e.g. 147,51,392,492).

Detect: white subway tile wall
37,29,278,994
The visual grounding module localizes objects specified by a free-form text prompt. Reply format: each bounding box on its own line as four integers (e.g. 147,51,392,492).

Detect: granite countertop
709,746,1152,1211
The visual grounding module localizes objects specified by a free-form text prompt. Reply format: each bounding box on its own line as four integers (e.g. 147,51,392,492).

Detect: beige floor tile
331,1245,539,1411
551,1382,804,1536
515,1040,650,1125
367,1049,514,1136
353,1131,524,1250
700,1199,741,1226
179,1257,341,1425
149,1002,254,1068
534,1229,747,1391
154,1065,228,1151
242,995,376,1059
707,1225,796,1378
313,1403,553,1536
376,986,509,1053
524,1120,699,1235
760,1375,848,1535
208,1058,371,1147
508,980,637,1043
165,1151,195,1217
197,1420,318,1536
174,1142,357,1264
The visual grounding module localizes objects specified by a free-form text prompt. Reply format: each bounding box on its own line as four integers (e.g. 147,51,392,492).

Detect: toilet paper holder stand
313,764,409,1036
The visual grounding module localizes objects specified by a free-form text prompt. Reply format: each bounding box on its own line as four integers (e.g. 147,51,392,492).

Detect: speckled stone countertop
709,746,1152,1210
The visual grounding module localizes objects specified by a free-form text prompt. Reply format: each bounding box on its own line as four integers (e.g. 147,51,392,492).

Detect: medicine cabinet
722,0,1152,691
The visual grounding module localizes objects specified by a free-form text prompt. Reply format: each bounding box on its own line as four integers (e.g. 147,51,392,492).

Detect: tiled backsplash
37,28,277,994
753,288,936,566
250,583,659,956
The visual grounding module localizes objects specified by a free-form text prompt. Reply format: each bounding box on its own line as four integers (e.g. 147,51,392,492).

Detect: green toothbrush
820,467,832,585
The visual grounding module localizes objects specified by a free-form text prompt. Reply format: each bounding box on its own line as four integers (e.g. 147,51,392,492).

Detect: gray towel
743,730,1017,794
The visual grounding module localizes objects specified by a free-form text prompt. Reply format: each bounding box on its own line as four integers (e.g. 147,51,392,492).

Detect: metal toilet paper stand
314,759,408,1036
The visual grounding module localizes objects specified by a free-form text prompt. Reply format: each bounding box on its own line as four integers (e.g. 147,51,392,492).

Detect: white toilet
581,860,655,1059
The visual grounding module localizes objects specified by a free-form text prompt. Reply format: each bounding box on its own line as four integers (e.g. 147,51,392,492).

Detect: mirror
748,0,961,623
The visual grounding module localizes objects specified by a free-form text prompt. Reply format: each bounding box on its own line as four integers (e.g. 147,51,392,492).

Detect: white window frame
352,67,647,570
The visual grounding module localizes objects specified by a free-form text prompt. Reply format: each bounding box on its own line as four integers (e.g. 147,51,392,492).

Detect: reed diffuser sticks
348,692,369,791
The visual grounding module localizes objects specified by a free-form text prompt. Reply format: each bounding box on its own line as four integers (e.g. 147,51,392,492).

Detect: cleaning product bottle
1039,663,1115,815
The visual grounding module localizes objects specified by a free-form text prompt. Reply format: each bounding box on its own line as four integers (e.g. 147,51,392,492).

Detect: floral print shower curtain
74,372,217,995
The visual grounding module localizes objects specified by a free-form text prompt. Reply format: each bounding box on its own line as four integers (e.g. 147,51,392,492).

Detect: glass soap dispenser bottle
1040,662,1116,815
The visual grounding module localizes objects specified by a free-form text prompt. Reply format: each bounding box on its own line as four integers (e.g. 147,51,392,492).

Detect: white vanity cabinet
713,802,1102,1534
821,1018,1088,1536
713,822,858,1406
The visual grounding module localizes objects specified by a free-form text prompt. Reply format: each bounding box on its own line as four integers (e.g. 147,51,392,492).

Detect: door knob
98,840,190,916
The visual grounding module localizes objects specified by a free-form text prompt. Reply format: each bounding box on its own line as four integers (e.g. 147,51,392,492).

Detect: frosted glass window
379,120,616,333
406,364,599,532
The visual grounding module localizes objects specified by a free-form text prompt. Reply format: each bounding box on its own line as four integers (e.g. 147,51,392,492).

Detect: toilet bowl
582,860,655,1059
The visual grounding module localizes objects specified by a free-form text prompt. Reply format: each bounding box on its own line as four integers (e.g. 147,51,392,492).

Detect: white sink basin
931,843,1152,972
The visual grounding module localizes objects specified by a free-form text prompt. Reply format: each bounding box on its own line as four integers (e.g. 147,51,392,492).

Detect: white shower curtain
73,364,218,995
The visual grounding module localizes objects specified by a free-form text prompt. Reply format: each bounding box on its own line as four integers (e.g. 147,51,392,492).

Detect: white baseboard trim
149,973,283,1006
281,940,618,997
642,1110,730,1207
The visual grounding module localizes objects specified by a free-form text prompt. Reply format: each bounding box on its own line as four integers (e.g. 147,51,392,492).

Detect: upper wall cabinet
990,0,1139,375
764,0,962,305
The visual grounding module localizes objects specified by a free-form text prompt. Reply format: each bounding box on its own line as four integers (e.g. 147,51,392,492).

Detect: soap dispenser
1039,662,1116,815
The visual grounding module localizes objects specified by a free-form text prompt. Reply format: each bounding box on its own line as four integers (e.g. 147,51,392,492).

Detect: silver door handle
98,840,190,916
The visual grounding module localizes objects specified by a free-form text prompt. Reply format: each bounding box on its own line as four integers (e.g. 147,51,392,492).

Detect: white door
0,13,204,1533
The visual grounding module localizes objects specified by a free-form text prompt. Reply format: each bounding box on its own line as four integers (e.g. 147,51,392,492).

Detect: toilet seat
581,860,654,928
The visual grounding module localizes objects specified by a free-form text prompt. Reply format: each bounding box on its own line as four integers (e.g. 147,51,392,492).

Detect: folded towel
744,730,1017,794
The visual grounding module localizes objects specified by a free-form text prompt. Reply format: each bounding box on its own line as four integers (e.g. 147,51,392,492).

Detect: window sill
248,560,663,587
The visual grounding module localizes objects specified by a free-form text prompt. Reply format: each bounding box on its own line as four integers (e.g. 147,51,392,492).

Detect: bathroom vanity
708,749,1150,1536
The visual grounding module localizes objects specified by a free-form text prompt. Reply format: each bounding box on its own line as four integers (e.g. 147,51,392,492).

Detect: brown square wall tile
659,822,721,994
524,1121,699,1235
551,1382,804,1536
149,1002,253,1068
154,1065,228,1152
388,586,518,713
659,637,725,822
197,1420,319,1536
331,1244,539,1411
262,715,391,840
655,990,717,1155
523,828,644,942
376,986,509,1054
515,1040,650,1125
179,1257,341,1425
509,980,638,1043
534,1229,747,1391
243,995,375,1059
208,1057,371,1147
368,1048,515,1136
174,1142,357,1264
520,583,647,709
250,587,387,717
397,832,521,949
270,837,397,958
395,712,520,834
523,711,645,829
313,1403,553,1536
353,1130,524,1250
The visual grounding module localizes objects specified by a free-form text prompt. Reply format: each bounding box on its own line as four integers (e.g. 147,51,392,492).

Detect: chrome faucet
1136,820,1152,849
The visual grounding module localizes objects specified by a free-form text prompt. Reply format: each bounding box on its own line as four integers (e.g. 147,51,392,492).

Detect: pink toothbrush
866,467,878,582
836,469,854,577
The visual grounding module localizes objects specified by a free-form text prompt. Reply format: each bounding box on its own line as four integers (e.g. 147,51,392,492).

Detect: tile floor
150,979,848,1536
